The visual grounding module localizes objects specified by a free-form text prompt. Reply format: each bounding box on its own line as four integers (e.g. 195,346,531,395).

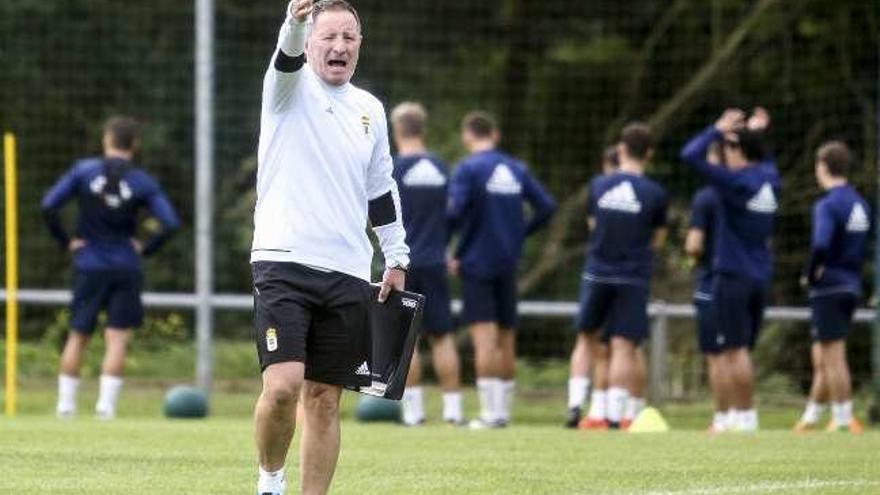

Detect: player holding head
41,116,180,420
685,143,727,432
390,102,463,426
572,123,668,430
794,141,868,434
448,111,556,429
680,107,779,432
251,2,410,494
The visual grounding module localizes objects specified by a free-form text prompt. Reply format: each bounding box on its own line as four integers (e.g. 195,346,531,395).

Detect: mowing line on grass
612,479,877,495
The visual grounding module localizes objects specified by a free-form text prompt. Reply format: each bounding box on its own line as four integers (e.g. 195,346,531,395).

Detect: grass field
2,382,879,494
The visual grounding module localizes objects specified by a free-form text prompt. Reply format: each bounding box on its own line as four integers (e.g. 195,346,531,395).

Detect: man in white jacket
251,1,409,494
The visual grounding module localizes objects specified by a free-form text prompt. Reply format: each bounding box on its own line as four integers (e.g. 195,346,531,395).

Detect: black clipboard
345,286,424,401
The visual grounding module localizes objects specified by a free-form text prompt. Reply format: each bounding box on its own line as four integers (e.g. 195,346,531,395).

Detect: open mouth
328,59,347,68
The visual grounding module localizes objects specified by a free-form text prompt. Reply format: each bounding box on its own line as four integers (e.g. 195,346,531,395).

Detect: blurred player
41,116,180,419
680,108,779,432
566,146,618,428
573,123,668,430
685,142,727,432
448,111,556,428
794,141,868,434
390,102,463,426
250,2,409,494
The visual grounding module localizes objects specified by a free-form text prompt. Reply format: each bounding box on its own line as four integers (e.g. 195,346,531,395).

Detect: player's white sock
712,411,728,431
624,396,646,422
442,392,463,423
476,378,497,422
57,374,80,417
258,466,286,494
95,374,124,418
800,400,826,425
832,400,853,427
567,377,590,409
606,387,628,424
500,380,515,423
728,410,738,427
401,386,425,426
587,390,607,420
736,409,758,432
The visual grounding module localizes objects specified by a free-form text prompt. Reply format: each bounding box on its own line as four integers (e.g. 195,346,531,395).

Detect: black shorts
405,264,453,336
810,293,857,342
712,273,767,351
252,261,373,388
70,269,143,334
695,298,721,355
461,272,518,328
574,278,649,344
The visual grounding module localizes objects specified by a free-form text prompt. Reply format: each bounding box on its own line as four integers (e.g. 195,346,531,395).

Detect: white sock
624,397,646,421
832,401,853,426
587,390,607,420
57,374,80,414
476,378,498,422
500,380,515,422
258,466,286,494
725,408,738,430
800,401,826,425
442,392,463,422
401,386,425,425
736,409,758,432
606,387,629,424
567,377,590,409
95,374,124,416
712,411,727,431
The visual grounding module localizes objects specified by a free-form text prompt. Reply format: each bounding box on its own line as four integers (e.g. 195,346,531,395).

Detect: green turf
2,382,879,494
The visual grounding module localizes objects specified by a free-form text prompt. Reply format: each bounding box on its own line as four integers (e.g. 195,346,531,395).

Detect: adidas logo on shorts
598,181,642,213
355,361,371,376
746,183,778,213
846,203,869,233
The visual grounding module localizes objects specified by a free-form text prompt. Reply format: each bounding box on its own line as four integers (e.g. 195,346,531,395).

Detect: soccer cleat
444,418,467,427
578,417,608,431
826,418,864,434
56,405,76,420
564,407,582,429
620,419,632,431
468,418,505,430
95,406,116,421
401,417,426,427
793,420,818,433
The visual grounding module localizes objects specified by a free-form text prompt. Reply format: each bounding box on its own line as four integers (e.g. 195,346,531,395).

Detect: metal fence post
194,0,215,395
649,301,668,403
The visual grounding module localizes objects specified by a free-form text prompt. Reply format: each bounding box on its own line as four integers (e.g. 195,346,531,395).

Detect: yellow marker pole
4,132,18,417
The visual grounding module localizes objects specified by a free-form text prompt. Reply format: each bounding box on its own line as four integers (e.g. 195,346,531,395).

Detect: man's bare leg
498,328,516,423
821,341,856,430
430,334,463,423
470,322,501,424
95,328,130,418
254,361,305,494
402,346,425,425
299,380,343,495
607,336,636,428
57,331,90,417
797,342,829,429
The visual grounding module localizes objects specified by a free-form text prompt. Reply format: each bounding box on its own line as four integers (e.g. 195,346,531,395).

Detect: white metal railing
1,289,875,402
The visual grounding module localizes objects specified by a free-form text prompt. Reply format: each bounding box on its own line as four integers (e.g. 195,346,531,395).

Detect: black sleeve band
369,191,397,227
274,50,305,73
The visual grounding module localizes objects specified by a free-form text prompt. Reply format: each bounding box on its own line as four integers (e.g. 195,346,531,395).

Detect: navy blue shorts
712,274,767,351
70,270,144,334
574,278,649,344
405,264,453,335
810,293,857,342
695,298,721,355
461,272,518,328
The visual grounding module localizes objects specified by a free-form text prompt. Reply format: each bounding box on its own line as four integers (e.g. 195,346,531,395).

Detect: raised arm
40,166,79,250
522,169,556,236
140,182,181,257
264,0,312,113
679,126,742,189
